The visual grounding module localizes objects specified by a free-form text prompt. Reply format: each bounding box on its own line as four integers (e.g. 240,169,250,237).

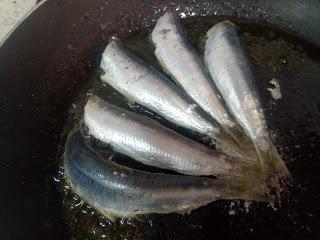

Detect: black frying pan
0,0,319,239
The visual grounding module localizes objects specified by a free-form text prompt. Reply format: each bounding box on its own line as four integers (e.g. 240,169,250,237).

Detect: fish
84,96,260,177
100,39,219,140
64,131,270,219
204,21,290,178
151,13,255,160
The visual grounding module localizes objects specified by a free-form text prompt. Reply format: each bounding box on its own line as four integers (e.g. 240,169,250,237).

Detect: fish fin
215,129,258,161
255,141,290,178
220,175,274,203
215,141,243,159
258,145,292,201
253,141,291,194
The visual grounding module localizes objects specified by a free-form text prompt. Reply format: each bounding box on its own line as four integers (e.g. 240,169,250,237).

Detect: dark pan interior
0,0,319,239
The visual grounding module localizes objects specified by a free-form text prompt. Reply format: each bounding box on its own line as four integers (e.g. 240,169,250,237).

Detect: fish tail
215,128,258,161
257,142,290,176
219,175,273,202
254,140,291,191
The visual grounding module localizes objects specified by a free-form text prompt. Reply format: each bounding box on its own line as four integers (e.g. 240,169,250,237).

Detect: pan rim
0,0,47,47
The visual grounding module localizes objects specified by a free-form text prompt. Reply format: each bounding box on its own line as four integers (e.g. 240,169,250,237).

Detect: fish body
204,21,289,177
84,96,259,177
64,131,269,219
101,40,219,138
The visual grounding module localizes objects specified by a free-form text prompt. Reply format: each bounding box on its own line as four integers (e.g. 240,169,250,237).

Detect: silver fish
84,96,260,177
204,21,289,177
151,14,250,152
100,39,219,139
64,131,269,219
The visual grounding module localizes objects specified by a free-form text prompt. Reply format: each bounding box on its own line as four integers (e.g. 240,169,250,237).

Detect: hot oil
55,16,320,239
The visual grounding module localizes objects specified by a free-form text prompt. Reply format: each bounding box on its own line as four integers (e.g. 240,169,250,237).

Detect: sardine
151,13,252,156
84,96,260,177
204,21,289,177
100,39,219,139
64,131,270,219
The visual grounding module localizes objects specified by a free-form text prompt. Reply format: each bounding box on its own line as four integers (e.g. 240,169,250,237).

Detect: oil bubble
279,55,288,64
71,194,82,207
98,216,112,229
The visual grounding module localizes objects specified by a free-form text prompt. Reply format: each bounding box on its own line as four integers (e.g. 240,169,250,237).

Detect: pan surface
0,0,319,239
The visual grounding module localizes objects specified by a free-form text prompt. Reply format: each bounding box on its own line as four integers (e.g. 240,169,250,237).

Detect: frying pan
0,0,319,239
